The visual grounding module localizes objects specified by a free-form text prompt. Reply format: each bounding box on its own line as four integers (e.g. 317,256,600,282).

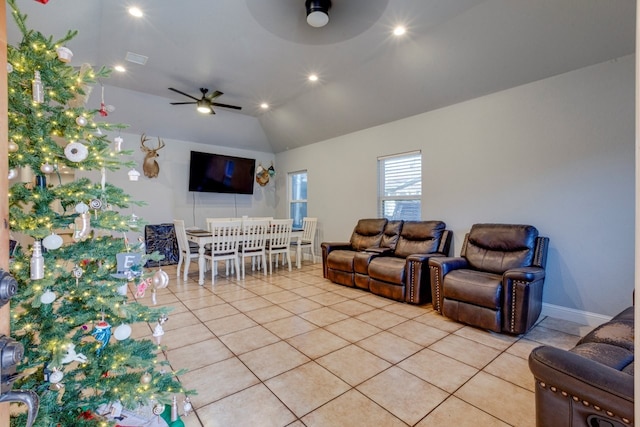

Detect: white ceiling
7,0,635,153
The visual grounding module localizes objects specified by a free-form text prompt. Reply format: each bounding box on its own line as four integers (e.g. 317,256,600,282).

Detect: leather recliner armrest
501,266,546,333
321,242,353,277
363,247,394,254
503,266,546,282
428,257,469,312
529,346,633,423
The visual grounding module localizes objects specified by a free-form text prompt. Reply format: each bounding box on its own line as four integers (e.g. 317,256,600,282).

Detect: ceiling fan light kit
169,87,242,115
305,0,332,28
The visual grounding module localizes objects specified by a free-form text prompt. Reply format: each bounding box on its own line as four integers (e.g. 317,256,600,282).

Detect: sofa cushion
380,220,403,249
368,257,406,284
394,221,445,258
327,250,357,273
350,218,388,251
442,269,502,309
464,224,538,274
578,319,634,352
570,342,634,371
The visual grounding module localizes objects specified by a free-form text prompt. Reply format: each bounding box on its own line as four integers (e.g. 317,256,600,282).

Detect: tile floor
130,260,590,427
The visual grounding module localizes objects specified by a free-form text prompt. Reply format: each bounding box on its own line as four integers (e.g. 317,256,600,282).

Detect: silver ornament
8,141,18,152
75,116,87,126
40,163,54,174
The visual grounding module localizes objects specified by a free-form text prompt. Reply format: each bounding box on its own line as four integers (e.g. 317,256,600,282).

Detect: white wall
275,55,635,320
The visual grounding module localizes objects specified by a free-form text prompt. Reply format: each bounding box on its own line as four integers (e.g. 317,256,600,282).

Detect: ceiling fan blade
170,101,197,105
207,90,223,100
212,102,242,110
168,87,200,102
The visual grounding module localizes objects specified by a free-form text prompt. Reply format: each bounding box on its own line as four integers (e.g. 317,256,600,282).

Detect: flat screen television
188,151,256,194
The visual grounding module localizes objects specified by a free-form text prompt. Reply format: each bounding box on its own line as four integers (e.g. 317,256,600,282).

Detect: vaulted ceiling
7,0,635,153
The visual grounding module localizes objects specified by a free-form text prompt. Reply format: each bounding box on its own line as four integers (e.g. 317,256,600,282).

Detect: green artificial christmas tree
5,1,190,425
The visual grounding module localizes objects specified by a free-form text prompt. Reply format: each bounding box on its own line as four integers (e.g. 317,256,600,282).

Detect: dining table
185,228,305,285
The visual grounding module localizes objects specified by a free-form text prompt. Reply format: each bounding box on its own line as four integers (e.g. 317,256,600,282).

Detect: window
289,171,308,229
378,151,421,220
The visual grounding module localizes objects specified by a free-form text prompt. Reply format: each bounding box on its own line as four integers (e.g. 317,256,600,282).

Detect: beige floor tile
302,389,406,427
324,317,382,343
261,290,303,304
239,341,310,381
155,301,190,315
179,357,260,407
429,334,501,369
160,323,216,350
537,316,593,337
191,303,240,322
299,306,349,327
217,288,259,302
417,396,510,427
218,325,280,355
413,311,465,332
455,371,535,427
388,320,449,346
357,331,422,364
167,338,234,371
265,362,350,417
291,285,327,297
398,348,478,393
330,299,376,316
382,302,432,319
454,325,519,350
130,321,153,339
262,315,318,340
316,344,391,386
524,325,582,350
357,366,449,425
162,311,201,331
198,384,296,427
330,286,370,299
356,309,407,329
180,294,226,310
244,283,284,295
278,298,323,314
228,296,273,312
245,305,293,324
307,291,349,306
204,313,258,336
181,412,204,427
483,352,536,391
286,328,349,359
507,337,544,359
355,293,394,308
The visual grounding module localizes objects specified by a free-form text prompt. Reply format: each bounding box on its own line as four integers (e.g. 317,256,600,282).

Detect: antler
140,133,151,152
156,137,165,151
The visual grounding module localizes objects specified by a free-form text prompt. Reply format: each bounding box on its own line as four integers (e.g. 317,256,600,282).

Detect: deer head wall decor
140,134,165,178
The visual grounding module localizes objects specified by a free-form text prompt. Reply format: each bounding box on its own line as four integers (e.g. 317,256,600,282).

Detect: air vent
125,52,148,65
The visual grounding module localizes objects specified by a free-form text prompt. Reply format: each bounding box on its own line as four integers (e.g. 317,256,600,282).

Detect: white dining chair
238,219,269,278
204,220,242,284
266,219,293,274
291,217,317,264
173,219,200,281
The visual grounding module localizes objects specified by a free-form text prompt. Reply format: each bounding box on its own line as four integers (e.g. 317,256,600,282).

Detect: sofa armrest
428,257,469,312
363,247,394,254
529,346,633,424
321,242,352,277
501,267,546,334
403,253,446,304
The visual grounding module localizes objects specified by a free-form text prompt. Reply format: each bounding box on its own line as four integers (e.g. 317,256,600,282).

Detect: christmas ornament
8,140,18,152
40,163,54,174
135,277,151,298
30,240,45,280
92,320,112,356
32,70,44,103
35,175,46,188
153,314,168,344
128,213,139,229
113,136,123,152
105,104,116,113
111,252,142,280
75,201,89,214
113,324,132,341
42,232,63,250
56,46,73,62
152,403,165,416
40,289,56,304
128,168,141,181
73,212,91,241
171,396,178,422
34,0,50,4
6,63,13,73
90,198,102,219
140,372,152,384
48,368,63,384
64,141,89,162
72,264,83,285
117,283,128,296
99,85,108,116
75,115,88,126
183,397,193,416
7,169,17,180
152,269,169,289
61,343,87,364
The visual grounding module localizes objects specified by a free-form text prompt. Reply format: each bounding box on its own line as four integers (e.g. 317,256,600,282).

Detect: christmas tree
6,1,190,425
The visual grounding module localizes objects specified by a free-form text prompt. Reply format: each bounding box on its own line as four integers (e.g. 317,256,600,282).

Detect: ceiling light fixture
305,0,332,28
260,103,269,110
128,6,143,18
114,65,126,72
196,100,211,114
308,74,319,82
393,26,406,36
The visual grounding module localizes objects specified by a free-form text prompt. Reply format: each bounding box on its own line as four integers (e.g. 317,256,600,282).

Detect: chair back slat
241,219,269,252
301,217,317,243
269,219,293,249
173,219,189,252
209,220,242,255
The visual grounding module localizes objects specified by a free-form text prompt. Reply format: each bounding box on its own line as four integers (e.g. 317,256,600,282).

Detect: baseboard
540,302,612,327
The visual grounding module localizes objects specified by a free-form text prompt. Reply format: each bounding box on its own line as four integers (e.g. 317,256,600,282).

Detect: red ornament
99,102,108,117
34,0,49,3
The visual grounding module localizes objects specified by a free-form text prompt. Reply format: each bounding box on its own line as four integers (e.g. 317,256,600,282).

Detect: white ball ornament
140,372,152,384
64,142,89,162
7,169,17,180
113,136,123,153
8,141,18,153
152,269,169,289
40,163,54,174
75,116,88,127
42,233,63,250
114,324,132,341
40,289,57,304
49,369,64,384
75,202,89,214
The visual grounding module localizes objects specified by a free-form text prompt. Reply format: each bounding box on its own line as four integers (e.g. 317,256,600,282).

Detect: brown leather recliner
322,218,397,287
367,221,451,304
429,223,548,334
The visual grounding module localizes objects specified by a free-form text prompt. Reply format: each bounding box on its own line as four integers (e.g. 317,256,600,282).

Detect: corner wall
275,55,635,321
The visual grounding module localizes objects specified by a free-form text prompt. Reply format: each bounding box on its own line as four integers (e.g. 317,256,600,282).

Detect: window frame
377,151,422,221
288,170,308,229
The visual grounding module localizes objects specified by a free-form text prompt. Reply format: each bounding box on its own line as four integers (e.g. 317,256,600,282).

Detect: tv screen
188,151,256,194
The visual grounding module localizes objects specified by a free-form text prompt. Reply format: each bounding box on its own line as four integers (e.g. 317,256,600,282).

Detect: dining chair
266,219,293,274
239,219,269,278
204,220,242,284
173,219,200,281
291,217,317,265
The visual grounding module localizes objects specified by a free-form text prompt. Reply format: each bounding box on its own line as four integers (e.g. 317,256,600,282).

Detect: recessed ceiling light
308,74,319,82
260,103,269,110
393,26,406,36
114,65,126,72
128,7,143,18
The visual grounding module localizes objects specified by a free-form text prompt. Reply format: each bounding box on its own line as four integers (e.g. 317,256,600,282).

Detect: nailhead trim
407,260,416,303
537,381,632,424
510,280,525,332
430,265,441,312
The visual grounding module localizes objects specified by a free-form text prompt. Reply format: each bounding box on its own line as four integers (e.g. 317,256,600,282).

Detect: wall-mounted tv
188,151,256,195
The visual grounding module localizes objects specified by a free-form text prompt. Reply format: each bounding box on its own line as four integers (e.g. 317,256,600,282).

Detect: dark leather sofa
322,219,451,304
429,223,548,334
528,306,634,427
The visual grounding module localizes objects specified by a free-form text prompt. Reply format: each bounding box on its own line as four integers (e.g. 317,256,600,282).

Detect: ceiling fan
168,87,242,114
